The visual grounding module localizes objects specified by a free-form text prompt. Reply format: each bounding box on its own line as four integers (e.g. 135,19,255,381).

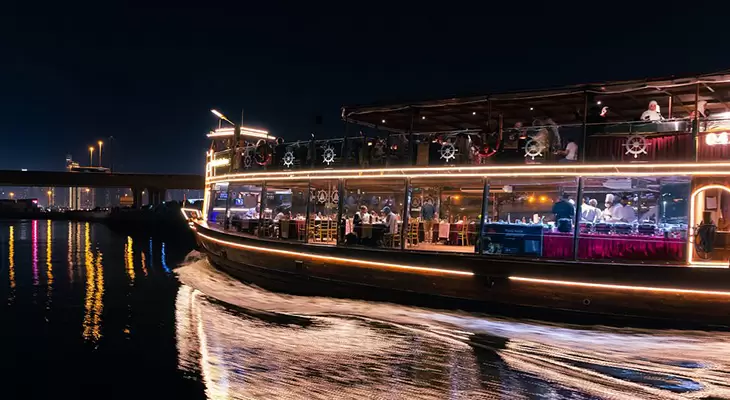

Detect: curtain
586,134,693,162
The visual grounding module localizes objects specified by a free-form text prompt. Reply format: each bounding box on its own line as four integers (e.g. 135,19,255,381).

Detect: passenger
552,193,575,233
580,198,600,223
556,139,579,163
617,195,637,223
354,205,371,226
601,194,622,221
421,199,436,244
640,100,664,121
382,206,398,234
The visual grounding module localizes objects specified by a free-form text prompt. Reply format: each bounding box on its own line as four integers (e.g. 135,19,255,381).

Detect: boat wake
175,254,730,399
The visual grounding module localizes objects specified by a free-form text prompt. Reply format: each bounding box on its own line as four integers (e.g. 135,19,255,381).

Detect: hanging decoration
624,134,648,158
254,139,272,166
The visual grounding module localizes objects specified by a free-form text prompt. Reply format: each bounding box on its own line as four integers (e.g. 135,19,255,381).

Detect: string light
509,276,730,296
208,158,230,168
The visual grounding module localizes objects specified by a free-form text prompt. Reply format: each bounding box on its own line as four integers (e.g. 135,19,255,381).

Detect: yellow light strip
207,127,271,140
688,184,730,267
196,231,473,277
208,170,730,184
208,161,730,180
509,276,730,296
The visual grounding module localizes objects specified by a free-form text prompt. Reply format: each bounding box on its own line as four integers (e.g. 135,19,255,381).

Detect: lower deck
195,221,730,329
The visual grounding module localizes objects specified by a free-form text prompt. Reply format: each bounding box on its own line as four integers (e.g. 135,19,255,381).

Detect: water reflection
161,242,170,273
32,220,38,286
8,225,15,304
82,223,104,342
46,220,53,312
177,258,730,399
125,236,135,283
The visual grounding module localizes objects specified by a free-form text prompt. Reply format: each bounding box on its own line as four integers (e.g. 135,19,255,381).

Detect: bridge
0,170,204,207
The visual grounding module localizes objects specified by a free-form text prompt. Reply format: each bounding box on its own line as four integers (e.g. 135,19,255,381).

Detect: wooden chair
406,221,419,246
456,223,469,246
297,220,306,241
307,219,317,242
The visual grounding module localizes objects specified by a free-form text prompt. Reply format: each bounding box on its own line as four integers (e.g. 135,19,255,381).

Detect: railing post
336,179,345,245
258,181,267,237
303,179,312,243
408,108,416,166
693,82,700,162
475,178,489,254
581,91,588,163
400,178,412,250
572,177,584,261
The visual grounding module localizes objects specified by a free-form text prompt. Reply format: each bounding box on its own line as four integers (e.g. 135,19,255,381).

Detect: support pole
693,82,700,162
303,179,312,243
336,179,345,245
475,178,489,254
572,177,584,261
408,109,416,166
581,91,588,162
400,178,412,250
258,181,267,237
668,94,673,119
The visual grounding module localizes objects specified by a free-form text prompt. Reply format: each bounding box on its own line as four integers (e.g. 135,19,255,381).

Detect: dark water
2,220,730,399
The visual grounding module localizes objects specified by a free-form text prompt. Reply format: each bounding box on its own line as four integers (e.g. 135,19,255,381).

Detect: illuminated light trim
208,170,730,185
509,276,730,297
207,158,230,168
688,184,730,267
208,161,730,180
196,231,473,277
206,164,730,185
206,127,272,140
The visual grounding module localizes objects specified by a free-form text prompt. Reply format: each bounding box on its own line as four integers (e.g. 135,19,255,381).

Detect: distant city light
21,169,27,172
381,119,386,123
472,111,476,115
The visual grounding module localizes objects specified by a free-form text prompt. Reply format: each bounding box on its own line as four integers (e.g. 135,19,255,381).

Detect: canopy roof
342,70,730,134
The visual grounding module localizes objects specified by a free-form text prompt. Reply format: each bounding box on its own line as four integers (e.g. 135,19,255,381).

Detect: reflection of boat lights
140,251,148,276
196,231,473,277
161,242,170,273
67,222,73,283
32,220,38,285
46,220,53,285
509,276,730,296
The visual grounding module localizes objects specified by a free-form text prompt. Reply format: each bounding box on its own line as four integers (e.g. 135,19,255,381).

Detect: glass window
263,181,309,241
307,180,340,245
342,179,406,249
207,182,229,226
578,176,689,264
482,177,578,260
227,183,263,237
407,178,483,253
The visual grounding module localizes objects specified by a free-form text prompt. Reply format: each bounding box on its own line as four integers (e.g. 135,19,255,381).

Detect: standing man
552,193,575,233
421,199,436,243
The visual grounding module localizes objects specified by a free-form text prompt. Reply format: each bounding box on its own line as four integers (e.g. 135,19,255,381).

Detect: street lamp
9,192,14,199
89,147,95,167
98,141,103,167
211,109,235,126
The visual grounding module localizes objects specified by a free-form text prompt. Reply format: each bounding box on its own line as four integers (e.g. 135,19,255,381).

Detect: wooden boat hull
195,223,730,330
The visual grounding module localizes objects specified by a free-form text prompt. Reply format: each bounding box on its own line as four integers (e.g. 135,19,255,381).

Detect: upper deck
206,70,730,180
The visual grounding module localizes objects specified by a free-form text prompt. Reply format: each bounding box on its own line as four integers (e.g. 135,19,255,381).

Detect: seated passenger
640,100,664,121
556,139,578,163
552,193,575,233
354,205,371,226
382,206,398,234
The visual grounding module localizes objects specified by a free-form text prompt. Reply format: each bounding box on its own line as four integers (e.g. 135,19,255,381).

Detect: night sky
1,7,727,174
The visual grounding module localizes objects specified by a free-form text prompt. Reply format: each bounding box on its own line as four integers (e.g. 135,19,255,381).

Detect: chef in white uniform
601,194,623,222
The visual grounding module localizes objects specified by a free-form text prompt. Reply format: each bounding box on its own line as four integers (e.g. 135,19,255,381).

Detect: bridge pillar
132,187,144,209
148,188,167,206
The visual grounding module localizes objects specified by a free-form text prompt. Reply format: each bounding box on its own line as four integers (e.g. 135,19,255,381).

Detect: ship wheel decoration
242,145,255,169
439,141,457,162
322,145,336,165
283,151,295,168
624,134,648,158
523,138,545,160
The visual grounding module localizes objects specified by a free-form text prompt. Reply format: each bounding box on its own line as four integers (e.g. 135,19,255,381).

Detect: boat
193,71,730,329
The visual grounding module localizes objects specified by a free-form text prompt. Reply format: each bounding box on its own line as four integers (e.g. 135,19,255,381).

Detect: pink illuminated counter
543,232,685,262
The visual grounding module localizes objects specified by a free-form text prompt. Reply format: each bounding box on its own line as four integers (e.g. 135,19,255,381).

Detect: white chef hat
605,194,615,203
